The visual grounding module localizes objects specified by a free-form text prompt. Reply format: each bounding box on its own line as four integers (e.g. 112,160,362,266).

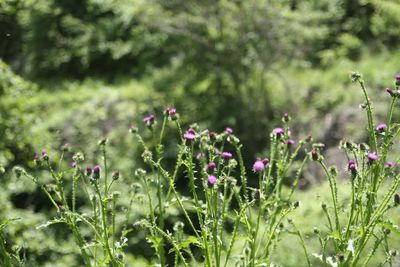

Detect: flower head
183,132,196,141
86,166,92,176
283,112,290,122
395,73,400,81
93,165,101,179
72,160,77,168
348,159,357,175
222,152,232,160
112,170,120,180
253,160,265,172
143,114,156,126
286,139,295,146
226,127,233,135
273,128,284,135
207,162,217,171
207,175,217,187
375,124,387,133
386,161,394,168
262,158,270,165
367,152,378,162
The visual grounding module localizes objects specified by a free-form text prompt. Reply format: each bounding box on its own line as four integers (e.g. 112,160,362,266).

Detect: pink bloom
253,160,265,172
222,152,232,160
183,132,196,141
207,175,217,187
367,152,378,162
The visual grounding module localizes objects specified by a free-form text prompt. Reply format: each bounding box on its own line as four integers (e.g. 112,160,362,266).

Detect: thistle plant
14,140,126,266
311,73,400,267
132,109,314,266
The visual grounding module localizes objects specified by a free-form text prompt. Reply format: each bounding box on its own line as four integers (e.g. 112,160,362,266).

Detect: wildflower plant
310,73,400,266
14,140,126,266
132,109,313,266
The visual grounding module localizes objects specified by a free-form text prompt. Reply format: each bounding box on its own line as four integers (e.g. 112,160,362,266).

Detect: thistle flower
226,127,233,135
86,166,92,176
222,152,232,160
62,143,70,152
208,131,217,140
143,114,156,126
207,162,216,171
273,128,284,137
207,175,217,187
311,149,319,161
283,112,290,122
367,152,378,162
396,74,400,81
262,158,270,165
93,165,101,179
287,139,295,146
348,159,357,175
253,160,265,172
386,161,394,168
187,127,196,134
112,170,120,180
183,132,196,141
34,154,40,164
41,148,49,161
375,124,387,133
72,160,77,168
165,107,176,116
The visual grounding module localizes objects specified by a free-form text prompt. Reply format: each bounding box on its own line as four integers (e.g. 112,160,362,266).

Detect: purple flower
86,166,92,176
207,162,216,171
375,124,387,133
226,127,233,135
311,149,319,161
183,132,196,141
287,139,295,146
41,148,47,156
143,114,156,125
348,159,357,175
34,153,40,162
188,128,196,135
207,175,217,187
367,152,378,162
273,128,284,135
112,170,120,180
222,152,232,160
253,160,265,172
93,165,101,179
283,112,290,122
386,161,394,168
72,160,77,168
165,108,177,116
208,131,216,140
395,74,400,81
262,158,270,165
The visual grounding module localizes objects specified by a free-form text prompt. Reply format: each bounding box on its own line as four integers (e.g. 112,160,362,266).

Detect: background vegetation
1,0,400,265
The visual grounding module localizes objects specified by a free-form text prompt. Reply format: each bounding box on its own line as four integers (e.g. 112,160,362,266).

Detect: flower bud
93,165,101,179
283,112,290,123
86,166,92,176
112,170,120,180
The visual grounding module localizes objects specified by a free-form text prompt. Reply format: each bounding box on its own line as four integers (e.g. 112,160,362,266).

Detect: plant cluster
3,73,400,266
